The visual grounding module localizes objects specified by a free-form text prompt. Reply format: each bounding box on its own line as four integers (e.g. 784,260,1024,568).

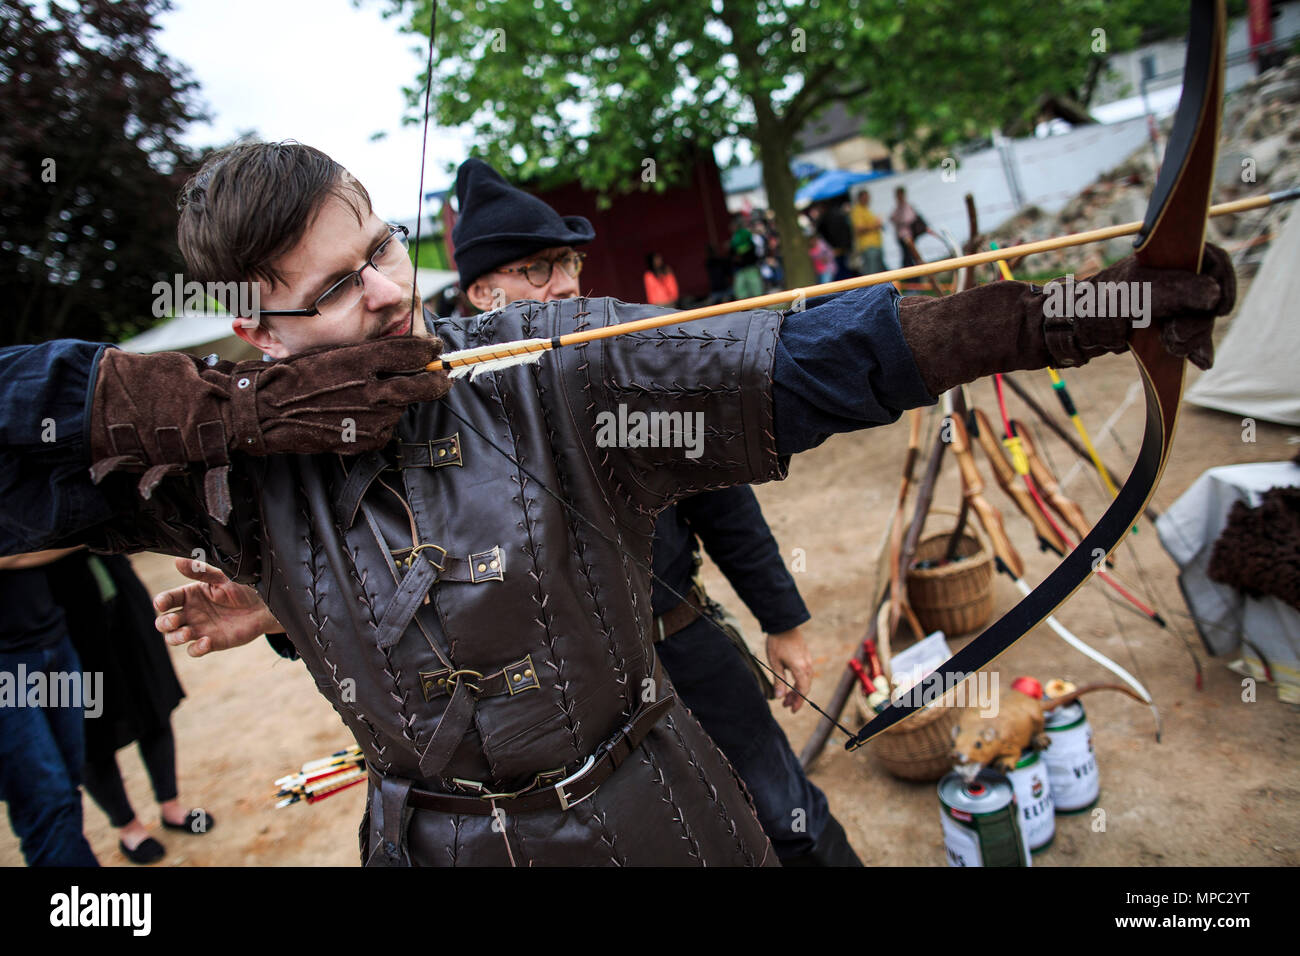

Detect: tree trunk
719,0,814,291
753,118,814,289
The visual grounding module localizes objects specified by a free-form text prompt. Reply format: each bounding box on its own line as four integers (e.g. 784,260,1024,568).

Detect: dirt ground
2,310,1296,868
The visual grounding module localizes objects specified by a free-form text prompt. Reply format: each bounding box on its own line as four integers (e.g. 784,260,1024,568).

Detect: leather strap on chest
334,451,389,530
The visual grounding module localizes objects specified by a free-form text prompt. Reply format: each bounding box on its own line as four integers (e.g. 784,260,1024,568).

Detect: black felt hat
451,158,595,288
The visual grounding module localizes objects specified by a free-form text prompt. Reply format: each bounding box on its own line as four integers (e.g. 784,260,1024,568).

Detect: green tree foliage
386,0,1194,287
0,0,206,346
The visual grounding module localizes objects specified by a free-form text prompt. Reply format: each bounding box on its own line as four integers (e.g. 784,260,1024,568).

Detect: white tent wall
1185,204,1300,425
118,313,262,361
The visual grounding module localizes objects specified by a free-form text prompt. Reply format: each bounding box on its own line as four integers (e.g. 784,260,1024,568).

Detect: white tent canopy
119,268,458,360
118,311,257,358
1185,206,1300,425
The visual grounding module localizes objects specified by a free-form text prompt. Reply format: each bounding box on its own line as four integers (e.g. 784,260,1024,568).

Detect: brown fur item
1206,486,1300,612
950,683,1146,772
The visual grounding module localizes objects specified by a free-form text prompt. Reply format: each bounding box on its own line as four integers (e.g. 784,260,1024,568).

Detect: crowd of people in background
683,185,929,308
432,183,929,317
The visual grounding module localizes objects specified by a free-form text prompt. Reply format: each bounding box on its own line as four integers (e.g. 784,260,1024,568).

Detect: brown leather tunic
88,296,787,866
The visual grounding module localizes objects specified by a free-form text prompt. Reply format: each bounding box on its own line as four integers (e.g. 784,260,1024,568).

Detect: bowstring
1025,376,1180,696
407,0,439,337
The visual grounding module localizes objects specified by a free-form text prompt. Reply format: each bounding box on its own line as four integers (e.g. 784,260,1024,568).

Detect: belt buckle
554,755,597,811
411,543,447,571
445,668,484,694
393,543,448,572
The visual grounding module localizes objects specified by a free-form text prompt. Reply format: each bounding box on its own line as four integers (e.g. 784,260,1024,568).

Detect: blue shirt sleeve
1,340,262,585
772,283,935,455
0,341,119,555
677,485,810,635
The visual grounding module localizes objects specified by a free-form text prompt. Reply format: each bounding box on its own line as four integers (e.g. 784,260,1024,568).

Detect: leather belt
654,584,708,642
374,692,675,817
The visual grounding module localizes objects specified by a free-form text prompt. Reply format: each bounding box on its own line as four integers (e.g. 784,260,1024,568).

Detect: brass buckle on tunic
420,666,484,699
392,543,448,572
427,433,462,468
445,668,484,694
449,778,521,800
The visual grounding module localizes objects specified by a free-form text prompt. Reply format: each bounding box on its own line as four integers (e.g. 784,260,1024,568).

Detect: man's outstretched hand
153,557,282,658
1072,241,1237,371
898,242,1238,398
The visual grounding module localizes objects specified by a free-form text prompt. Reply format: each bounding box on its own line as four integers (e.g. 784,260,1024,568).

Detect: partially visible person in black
816,198,855,281
650,485,861,866
0,548,99,866
46,550,214,864
704,243,734,304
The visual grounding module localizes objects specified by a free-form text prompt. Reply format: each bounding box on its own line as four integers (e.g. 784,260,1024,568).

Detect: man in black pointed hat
450,158,595,310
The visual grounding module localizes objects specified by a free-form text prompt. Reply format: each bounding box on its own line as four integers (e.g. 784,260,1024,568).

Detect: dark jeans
0,634,99,866
83,725,178,828
657,614,830,860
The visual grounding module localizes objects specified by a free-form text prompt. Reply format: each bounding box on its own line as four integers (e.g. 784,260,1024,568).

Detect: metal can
1006,749,1055,852
1043,700,1099,813
938,770,1029,867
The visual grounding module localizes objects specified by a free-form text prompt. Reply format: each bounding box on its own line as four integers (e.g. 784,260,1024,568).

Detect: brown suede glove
899,242,1237,397
89,336,451,519
1062,242,1235,371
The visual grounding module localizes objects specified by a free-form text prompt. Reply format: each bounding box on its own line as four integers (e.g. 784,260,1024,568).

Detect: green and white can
1043,700,1099,813
938,770,1029,867
1006,749,1055,852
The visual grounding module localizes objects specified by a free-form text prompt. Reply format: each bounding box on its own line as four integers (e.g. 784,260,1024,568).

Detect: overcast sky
158,0,469,221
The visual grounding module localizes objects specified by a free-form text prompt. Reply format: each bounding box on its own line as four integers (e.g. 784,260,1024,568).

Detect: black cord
407,1,439,335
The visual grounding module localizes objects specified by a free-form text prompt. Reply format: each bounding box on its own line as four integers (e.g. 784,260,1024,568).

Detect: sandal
119,837,165,864
161,809,216,834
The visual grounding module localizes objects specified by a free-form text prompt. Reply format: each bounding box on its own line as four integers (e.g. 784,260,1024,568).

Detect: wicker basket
859,602,963,782
863,698,961,781
905,507,995,637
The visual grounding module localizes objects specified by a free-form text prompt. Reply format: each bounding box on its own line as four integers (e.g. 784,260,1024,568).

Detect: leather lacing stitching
485,367,585,756
296,496,392,773
641,744,703,864
526,302,634,716
664,713,754,866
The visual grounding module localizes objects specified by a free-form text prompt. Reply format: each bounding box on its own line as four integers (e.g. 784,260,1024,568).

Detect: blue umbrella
790,160,824,180
796,168,889,204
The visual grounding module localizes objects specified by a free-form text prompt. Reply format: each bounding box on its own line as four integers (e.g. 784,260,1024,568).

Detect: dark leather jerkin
114,297,788,866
